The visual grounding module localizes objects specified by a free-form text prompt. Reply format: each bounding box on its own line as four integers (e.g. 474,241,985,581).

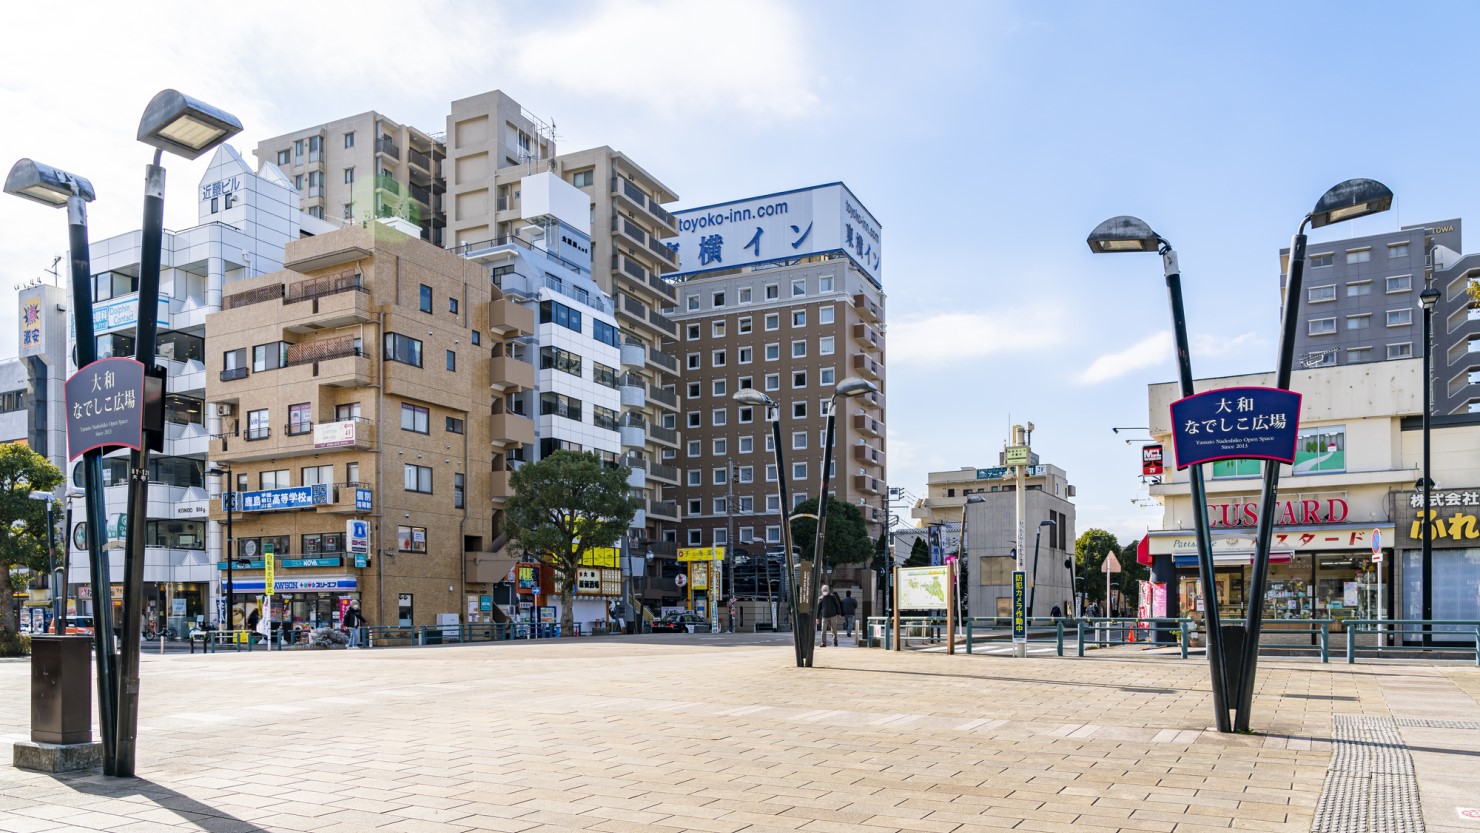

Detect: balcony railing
219,367,249,382
648,385,676,407
621,294,647,318
222,283,285,311
374,174,400,196
285,336,362,368
408,147,431,170
650,424,678,445
285,421,314,437
649,309,677,336
245,427,271,441
375,137,400,159
649,462,679,483
648,349,678,373
409,183,432,205
286,269,363,304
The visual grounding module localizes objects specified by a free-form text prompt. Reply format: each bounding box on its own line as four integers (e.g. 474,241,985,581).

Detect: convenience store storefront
1149,497,1393,634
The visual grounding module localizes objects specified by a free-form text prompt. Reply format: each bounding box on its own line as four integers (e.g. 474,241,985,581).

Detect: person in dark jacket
818,585,843,647
841,590,858,638
342,601,367,648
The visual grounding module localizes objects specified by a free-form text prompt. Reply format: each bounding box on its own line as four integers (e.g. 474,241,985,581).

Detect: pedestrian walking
245,606,260,645
1050,604,1062,619
841,590,858,638
342,600,366,648
610,599,627,635
818,585,843,647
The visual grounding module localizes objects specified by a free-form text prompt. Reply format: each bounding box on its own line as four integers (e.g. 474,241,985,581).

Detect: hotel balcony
853,413,883,438
853,293,881,323
490,352,534,393
852,353,882,380
851,322,882,350
853,444,885,467
853,475,883,495
488,297,534,337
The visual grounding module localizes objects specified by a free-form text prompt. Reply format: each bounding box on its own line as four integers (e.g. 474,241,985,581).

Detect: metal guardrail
1345,619,1480,665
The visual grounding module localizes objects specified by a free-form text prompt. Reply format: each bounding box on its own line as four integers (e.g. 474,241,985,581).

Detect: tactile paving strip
1392,718,1480,730
1311,715,1424,833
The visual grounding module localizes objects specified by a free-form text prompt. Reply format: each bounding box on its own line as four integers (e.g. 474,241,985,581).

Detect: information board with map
897,566,950,610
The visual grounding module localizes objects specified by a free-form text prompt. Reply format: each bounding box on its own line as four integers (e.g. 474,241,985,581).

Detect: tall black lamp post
1028,518,1056,618
4,158,118,763
206,465,241,631
733,387,801,666
1419,284,1441,646
1087,215,1232,733
112,90,243,777
959,494,985,627
1231,179,1394,733
803,376,879,667
27,492,60,633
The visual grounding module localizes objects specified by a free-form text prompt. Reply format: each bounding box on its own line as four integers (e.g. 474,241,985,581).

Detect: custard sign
1170,386,1301,469
1208,498,1349,528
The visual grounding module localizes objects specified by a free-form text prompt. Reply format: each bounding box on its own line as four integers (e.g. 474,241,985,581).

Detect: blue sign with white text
355,489,373,511
231,484,332,512
1170,386,1301,470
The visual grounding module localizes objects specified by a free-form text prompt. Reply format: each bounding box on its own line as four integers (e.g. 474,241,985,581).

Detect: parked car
65,616,95,636
651,613,714,634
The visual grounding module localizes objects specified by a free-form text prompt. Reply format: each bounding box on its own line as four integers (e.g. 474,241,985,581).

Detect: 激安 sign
64,357,147,460
1170,386,1301,470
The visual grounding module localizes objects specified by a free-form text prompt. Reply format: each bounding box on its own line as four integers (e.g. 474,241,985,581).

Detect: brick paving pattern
1,638,1476,832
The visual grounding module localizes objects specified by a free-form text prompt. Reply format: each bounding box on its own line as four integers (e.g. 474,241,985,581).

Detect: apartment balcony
490,411,534,447
374,174,401,197
853,412,883,438
646,235,679,270
316,481,376,515
375,137,400,160
311,352,373,389
209,417,376,463
488,470,513,500
620,342,646,367
853,293,881,323
490,353,534,392
626,466,647,490
853,444,885,467
648,461,680,485
488,297,534,337
620,424,647,448
647,348,678,375
283,225,374,272
649,424,679,449
408,183,432,207
610,176,679,236
853,475,883,496
648,383,677,411
647,499,679,521
282,273,373,333
619,383,646,409
407,147,432,172
852,322,882,350
649,309,677,337
852,353,882,380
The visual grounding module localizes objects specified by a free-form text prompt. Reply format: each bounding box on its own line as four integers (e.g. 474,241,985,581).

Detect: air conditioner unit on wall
216,404,234,416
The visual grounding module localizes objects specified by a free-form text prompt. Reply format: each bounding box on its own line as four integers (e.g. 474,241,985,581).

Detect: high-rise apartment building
205,217,535,631
667,183,887,585
448,135,684,555
1284,219,1480,413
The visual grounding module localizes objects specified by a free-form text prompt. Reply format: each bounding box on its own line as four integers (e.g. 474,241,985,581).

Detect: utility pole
1012,424,1030,657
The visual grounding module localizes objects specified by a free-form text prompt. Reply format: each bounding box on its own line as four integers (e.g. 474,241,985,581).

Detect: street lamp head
1039,519,1057,527
137,89,243,160
65,489,85,499
833,376,879,398
28,491,53,502
1308,178,1394,229
5,158,95,207
964,495,987,505
732,388,773,407
1086,215,1163,254
1419,287,1441,310
206,466,229,477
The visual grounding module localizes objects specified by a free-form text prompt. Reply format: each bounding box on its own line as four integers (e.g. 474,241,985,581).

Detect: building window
712,408,727,427
819,336,835,355
446,350,456,371
712,437,727,455
259,469,290,489
688,529,703,545
764,343,779,361
688,499,702,516
307,205,323,219
401,403,430,433
819,276,834,292
687,324,700,341
276,149,291,166
448,297,459,316
593,363,618,389
765,284,779,300
343,203,354,220
793,401,807,418
454,473,465,509
539,392,582,421
446,416,464,434
687,294,700,311
766,526,781,543
384,333,423,367
687,411,701,428
1346,248,1371,264
301,465,333,487
1388,242,1409,258
571,170,594,187
1310,253,1333,268
687,440,701,457
712,321,726,338
687,469,701,487
738,347,752,364
739,288,752,303
344,167,355,185
712,350,726,367
739,316,752,334
540,346,583,377
712,379,727,397
792,279,806,296
1347,347,1372,363
471,331,481,346
820,367,835,385
791,340,807,358
336,403,362,421
793,371,807,388
737,466,753,484
764,373,780,391
593,406,619,431
1386,275,1412,293
287,403,312,435
404,464,433,493
738,406,753,424
687,352,700,370
792,310,806,327
1308,285,1336,303
252,342,287,372
764,313,779,331
1308,318,1336,336
1387,342,1413,359
713,291,725,308
766,465,777,483
246,409,271,441
1346,315,1370,330
713,467,728,485
1347,281,1371,297
819,305,834,324
1386,309,1412,327
792,462,807,480
397,526,427,553
738,436,753,453
344,132,355,148
792,431,807,450
539,300,582,333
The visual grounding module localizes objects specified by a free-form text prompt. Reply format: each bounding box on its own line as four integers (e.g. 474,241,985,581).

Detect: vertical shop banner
1141,444,1164,476
1011,571,1026,641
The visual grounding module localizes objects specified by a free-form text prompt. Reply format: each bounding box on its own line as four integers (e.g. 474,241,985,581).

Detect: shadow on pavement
839,664,1183,694
52,772,269,833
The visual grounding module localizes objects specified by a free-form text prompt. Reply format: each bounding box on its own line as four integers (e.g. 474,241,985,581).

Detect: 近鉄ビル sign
1170,386,1301,470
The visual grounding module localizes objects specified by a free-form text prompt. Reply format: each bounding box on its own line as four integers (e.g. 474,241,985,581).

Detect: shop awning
1171,551,1294,568
230,576,357,593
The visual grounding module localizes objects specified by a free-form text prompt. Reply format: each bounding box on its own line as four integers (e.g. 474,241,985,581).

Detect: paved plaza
1,636,1478,833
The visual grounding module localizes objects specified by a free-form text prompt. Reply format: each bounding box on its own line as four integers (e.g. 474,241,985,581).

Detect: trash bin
30,635,92,745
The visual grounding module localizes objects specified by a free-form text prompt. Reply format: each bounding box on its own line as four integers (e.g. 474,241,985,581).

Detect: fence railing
1345,619,1480,665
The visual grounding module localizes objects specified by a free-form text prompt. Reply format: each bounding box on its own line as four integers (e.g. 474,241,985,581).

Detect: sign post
1011,570,1026,643
263,543,275,651
1372,528,1384,646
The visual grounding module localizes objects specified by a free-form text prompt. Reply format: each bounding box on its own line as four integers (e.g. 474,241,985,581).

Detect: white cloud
889,306,1067,366
508,0,821,120
1191,331,1263,359
1077,331,1173,384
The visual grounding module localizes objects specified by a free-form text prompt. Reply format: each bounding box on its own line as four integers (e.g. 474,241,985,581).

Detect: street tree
0,444,63,648
1075,528,1150,615
906,537,931,568
790,497,873,568
504,451,640,635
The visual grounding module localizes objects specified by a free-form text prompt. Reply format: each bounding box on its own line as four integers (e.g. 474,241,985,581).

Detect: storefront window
146,520,205,549
1314,554,1378,623
239,536,291,559
1403,548,1480,641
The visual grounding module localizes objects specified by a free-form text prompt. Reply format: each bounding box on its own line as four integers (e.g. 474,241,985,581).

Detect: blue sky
3,1,1477,540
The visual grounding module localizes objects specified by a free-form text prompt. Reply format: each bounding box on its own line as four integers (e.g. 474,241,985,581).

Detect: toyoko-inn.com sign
671,183,882,285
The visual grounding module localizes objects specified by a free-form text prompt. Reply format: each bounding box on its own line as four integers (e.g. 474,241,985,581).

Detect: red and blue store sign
1170,386,1301,470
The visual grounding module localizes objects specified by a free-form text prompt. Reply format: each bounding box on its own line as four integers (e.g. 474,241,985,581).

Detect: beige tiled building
205,219,533,630
446,135,684,553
